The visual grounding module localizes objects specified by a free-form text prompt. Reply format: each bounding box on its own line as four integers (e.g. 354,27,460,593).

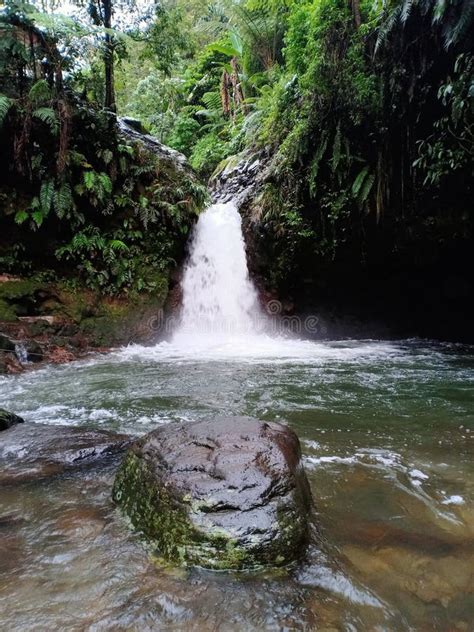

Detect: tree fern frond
0,94,12,126
28,79,52,104
33,107,58,134
444,0,474,49
400,0,414,24
202,91,223,111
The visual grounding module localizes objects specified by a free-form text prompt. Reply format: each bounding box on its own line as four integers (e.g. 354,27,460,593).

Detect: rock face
0,408,24,431
112,417,312,570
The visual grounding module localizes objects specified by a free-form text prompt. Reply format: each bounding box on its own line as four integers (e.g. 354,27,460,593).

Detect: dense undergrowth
105,0,474,303
0,1,207,298
0,0,473,334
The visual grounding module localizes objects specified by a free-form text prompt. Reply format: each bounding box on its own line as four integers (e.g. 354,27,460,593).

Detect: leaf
208,43,237,58
33,107,58,134
53,182,73,218
101,149,114,165
40,180,54,215
99,173,112,195
110,239,128,251
83,171,95,190
14,210,29,225
31,210,44,227
28,79,51,104
0,94,12,126
352,167,369,196
229,30,244,57
358,174,375,206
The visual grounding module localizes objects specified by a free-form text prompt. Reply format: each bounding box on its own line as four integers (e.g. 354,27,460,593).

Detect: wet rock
117,118,187,168
121,116,146,134
0,423,130,485
23,340,44,362
112,417,312,570
210,148,268,205
0,351,24,374
0,409,25,431
0,333,15,352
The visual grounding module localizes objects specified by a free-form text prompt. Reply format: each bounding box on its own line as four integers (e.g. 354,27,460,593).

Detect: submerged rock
0,423,130,484
112,417,312,570
0,408,25,431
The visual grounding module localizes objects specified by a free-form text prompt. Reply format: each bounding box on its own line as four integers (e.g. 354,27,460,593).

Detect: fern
445,0,474,49
352,166,369,196
53,182,73,219
0,94,12,126
33,107,58,135
202,91,223,112
400,0,414,24
109,239,128,251
31,210,45,228
98,172,112,196
28,79,51,104
14,210,28,225
40,180,54,215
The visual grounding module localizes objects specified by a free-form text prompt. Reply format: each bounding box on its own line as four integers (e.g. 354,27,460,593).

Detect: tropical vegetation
0,0,472,306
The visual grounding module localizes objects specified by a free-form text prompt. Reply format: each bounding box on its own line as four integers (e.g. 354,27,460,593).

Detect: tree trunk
103,0,116,112
352,0,361,29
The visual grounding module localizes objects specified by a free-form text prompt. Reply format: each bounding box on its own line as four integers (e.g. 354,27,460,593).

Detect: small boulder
0,408,25,431
112,417,312,570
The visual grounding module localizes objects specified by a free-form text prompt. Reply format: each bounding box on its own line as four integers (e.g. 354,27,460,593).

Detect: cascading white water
175,200,262,337
122,198,350,360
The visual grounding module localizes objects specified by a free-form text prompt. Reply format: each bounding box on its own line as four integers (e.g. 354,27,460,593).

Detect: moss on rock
112,417,313,571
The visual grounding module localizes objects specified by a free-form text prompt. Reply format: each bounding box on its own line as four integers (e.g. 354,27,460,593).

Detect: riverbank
0,274,175,374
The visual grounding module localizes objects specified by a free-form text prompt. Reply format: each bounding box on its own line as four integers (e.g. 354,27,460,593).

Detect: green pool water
0,338,473,630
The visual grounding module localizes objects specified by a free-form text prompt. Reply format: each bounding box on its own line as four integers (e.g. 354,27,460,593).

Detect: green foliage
0,94,12,126
190,133,230,178
1,0,473,299
167,114,201,156
414,53,474,187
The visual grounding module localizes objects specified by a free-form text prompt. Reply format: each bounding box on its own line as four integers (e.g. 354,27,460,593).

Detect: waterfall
174,201,262,338
14,342,28,364
122,198,322,360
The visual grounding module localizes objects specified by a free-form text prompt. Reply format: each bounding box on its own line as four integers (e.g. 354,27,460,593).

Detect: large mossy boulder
112,417,312,570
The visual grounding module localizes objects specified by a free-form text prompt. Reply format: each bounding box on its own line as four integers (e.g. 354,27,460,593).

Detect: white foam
441,495,465,505
118,337,403,365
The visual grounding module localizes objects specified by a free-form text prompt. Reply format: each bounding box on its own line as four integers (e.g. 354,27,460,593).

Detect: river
0,201,472,630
